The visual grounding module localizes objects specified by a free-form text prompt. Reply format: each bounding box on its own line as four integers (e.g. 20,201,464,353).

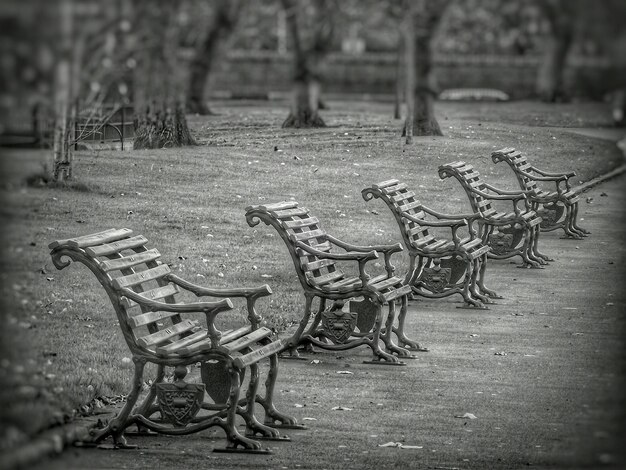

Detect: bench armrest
119,287,234,347
296,239,378,261
328,234,403,278
402,211,467,228
526,167,573,193
531,167,575,179
471,186,526,202
119,287,233,314
401,210,468,247
482,182,531,197
326,234,402,255
166,274,272,327
421,207,485,237
166,274,271,300
296,239,379,284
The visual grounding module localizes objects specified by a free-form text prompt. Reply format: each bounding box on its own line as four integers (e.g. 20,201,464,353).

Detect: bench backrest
491,147,538,192
438,162,498,218
245,202,344,291
49,228,198,356
362,179,432,249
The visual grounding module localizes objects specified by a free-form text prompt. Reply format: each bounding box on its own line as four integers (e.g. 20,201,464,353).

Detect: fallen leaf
378,442,423,449
454,413,477,419
302,417,317,421
336,370,353,375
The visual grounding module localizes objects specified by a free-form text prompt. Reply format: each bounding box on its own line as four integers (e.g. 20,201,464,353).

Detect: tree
186,0,243,115
132,0,195,149
534,0,576,102
51,0,75,181
280,0,336,128
402,0,451,138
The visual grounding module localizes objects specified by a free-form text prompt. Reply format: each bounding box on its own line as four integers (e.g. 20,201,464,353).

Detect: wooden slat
383,284,412,302
254,201,298,212
99,249,161,272
112,264,171,289
302,258,336,272
158,325,254,356
85,235,148,257
136,320,197,348
391,191,416,204
175,325,253,356
370,277,401,292
469,180,484,190
129,309,180,328
307,270,345,286
309,240,332,252
220,325,254,344
120,284,180,309
156,329,208,355
273,207,310,219
283,217,319,229
406,225,429,239
233,339,285,369
397,200,421,213
373,179,400,190
222,327,273,354
468,244,491,258
49,228,133,250
381,182,408,194
422,240,451,251
327,275,361,289
461,238,483,250
411,234,435,245
289,228,326,242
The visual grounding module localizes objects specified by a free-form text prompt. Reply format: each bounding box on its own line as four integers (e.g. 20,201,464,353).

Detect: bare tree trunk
403,11,414,144
394,32,403,120
186,0,241,115
133,0,195,149
52,0,74,181
536,0,574,102
281,0,334,128
402,0,449,138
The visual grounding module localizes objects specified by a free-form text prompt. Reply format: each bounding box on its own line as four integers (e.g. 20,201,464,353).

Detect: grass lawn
0,98,622,451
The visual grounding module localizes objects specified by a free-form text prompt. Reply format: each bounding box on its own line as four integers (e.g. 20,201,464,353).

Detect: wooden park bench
491,147,589,239
438,162,552,268
49,228,302,453
362,179,499,309
245,201,424,366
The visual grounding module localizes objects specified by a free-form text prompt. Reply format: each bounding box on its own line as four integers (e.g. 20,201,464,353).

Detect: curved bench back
438,162,498,218
49,228,199,356
245,202,345,292
491,147,538,192
362,179,433,249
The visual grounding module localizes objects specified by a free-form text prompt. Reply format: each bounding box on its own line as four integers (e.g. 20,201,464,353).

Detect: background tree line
0,0,625,180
